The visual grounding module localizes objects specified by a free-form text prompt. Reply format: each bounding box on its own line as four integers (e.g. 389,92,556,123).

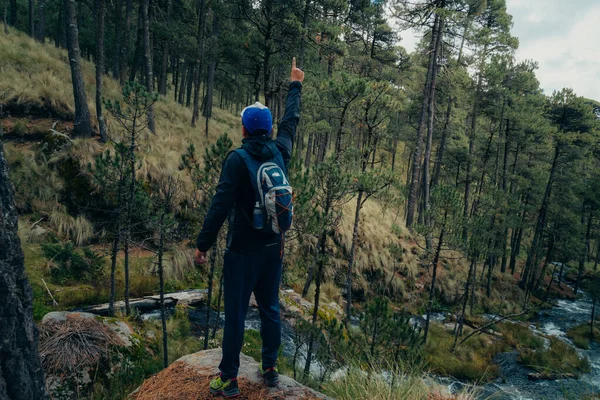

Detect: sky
397,0,600,101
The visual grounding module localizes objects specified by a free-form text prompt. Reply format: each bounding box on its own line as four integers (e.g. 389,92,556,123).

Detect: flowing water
145,279,599,400
454,286,600,400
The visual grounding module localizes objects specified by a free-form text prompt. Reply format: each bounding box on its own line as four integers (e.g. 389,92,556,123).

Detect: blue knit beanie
241,102,273,136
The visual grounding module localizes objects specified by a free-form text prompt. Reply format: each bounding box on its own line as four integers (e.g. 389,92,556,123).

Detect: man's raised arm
276,57,305,166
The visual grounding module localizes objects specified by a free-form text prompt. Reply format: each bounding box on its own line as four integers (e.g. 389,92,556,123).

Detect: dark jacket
196,81,302,253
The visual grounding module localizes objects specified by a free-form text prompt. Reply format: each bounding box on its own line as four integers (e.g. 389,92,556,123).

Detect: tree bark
203,60,215,137
29,0,34,37
186,64,194,107
4,0,8,34
424,211,446,342
95,0,108,143
406,13,440,227
141,0,155,133
158,0,171,95
521,144,561,291
422,16,444,248
298,0,311,68
452,257,476,352
157,212,169,368
119,0,132,84
36,0,45,42
178,62,187,105
304,226,328,376
432,21,469,187
204,244,218,350
345,190,363,322
9,0,15,26
262,0,273,107
0,141,48,400
191,0,206,126
65,0,93,137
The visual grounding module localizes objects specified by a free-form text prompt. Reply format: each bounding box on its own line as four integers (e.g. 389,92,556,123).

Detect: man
195,58,304,398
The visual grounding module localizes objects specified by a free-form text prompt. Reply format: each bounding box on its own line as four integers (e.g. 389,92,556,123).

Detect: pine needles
38,315,124,375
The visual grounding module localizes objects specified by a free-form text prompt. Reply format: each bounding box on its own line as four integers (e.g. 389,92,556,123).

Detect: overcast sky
398,0,600,101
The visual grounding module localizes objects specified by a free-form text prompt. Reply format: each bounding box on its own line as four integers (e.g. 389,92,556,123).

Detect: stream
143,278,599,399
474,288,600,400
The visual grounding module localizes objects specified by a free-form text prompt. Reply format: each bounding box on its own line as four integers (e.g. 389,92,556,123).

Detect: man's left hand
195,249,208,264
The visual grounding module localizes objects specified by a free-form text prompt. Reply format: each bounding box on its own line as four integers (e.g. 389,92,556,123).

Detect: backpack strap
233,148,261,204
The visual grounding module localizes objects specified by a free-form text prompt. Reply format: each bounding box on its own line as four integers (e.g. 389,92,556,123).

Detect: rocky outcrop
131,349,331,400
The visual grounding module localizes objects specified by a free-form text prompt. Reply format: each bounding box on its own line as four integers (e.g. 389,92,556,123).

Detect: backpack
234,147,293,235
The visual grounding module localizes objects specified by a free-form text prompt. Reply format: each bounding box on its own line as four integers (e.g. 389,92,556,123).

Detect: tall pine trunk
4,0,9,34
204,244,218,350
0,141,48,400
178,62,187,104
119,0,132,84
406,13,440,227
432,21,469,187
28,0,34,37
158,0,171,95
521,144,561,292
298,0,311,67
65,0,93,137
345,190,363,322
95,0,107,142
424,210,447,342
204,60,215,137
303,226,328,376
9,0,16,26
141,0,155,133
157,212,169,368
36,0,45,42
191,0,206,126
422,16,444,248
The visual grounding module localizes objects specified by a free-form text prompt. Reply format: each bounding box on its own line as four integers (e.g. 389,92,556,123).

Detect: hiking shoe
259,365,279,387
210,374,240,398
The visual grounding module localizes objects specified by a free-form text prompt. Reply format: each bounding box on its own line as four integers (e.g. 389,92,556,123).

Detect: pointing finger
292,57,296,69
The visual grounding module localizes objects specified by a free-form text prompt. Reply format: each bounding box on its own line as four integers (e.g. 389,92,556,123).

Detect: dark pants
219,246,282,380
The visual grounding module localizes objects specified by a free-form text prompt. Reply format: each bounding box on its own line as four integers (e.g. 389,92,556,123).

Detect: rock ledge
131,348,330,400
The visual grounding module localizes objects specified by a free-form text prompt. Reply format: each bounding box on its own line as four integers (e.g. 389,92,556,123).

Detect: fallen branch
41,278,59,306
457,309,530,348
30,217,44,229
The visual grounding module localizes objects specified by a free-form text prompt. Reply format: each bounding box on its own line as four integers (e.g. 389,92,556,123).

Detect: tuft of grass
323,365,477,400
567,323,600,350
424,324,503,382
519,337,591,376
496,322,544,350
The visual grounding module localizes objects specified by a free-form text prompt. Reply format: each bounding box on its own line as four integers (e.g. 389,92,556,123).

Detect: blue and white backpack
234,148,293,235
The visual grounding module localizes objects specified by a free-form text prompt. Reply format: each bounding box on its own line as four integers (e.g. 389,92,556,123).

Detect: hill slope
0,27,529,317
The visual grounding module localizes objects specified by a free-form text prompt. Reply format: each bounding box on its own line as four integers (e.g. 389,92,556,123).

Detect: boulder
131,348,331,400
42,311,135,347
40,311,136,399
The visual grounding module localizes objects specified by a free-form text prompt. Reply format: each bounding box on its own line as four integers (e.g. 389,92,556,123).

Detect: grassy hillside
0,27,534,318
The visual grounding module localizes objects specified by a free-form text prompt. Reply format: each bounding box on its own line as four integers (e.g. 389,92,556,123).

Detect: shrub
42,242,105,285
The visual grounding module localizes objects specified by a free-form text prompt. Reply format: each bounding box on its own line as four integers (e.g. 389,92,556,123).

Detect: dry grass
323,365,478,400
49,206,94,246
38,314,124,375
0,29,239,189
